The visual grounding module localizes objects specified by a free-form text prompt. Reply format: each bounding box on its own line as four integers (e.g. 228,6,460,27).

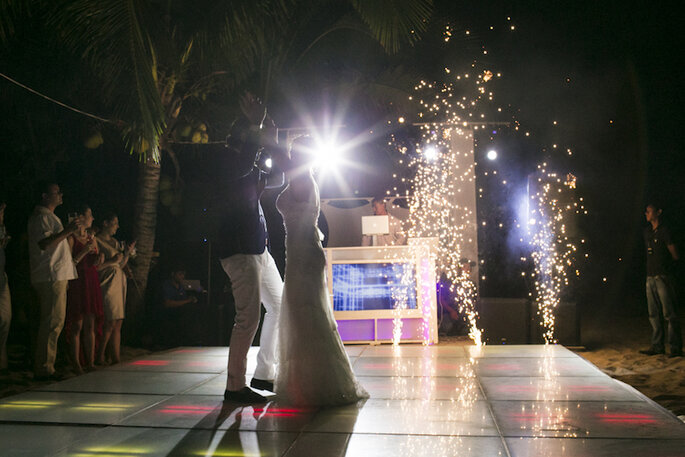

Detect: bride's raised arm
274,137,316,203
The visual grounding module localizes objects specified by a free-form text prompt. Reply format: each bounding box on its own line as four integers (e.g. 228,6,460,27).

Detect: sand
574,341,685,418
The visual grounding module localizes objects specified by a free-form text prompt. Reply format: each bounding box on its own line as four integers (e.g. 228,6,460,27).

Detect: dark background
1,0,683,346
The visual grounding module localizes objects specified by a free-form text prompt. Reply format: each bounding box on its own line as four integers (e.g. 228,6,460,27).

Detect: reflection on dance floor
0,345,684,456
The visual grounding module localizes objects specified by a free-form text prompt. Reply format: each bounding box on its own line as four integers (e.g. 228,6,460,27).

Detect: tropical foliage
1,0,433,335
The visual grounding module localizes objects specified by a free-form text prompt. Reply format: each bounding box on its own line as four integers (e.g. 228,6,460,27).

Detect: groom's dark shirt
212,135,284,260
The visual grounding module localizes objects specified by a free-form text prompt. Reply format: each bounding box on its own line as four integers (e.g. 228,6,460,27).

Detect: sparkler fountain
385,20,584,347
527,167,582,344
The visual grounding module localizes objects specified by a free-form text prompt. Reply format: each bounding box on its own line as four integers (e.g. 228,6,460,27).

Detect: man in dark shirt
215,94,284,403
639,203,682,357
160,267,198,347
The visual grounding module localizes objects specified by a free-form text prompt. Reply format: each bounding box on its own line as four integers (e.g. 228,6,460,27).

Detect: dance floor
1,344,684,456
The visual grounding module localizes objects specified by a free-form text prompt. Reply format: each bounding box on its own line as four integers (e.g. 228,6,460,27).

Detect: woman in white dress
96,213,135,365
274,137,368,406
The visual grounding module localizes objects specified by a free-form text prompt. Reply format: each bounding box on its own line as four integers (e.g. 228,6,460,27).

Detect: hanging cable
0,71,116,124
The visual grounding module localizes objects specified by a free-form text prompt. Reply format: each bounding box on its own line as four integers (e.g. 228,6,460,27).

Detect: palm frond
351,0,433,54
49,0,165,159
201,0,297,95
0,0,40,43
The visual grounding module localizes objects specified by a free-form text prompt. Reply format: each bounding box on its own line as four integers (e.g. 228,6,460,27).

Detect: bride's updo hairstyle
288,135,317,176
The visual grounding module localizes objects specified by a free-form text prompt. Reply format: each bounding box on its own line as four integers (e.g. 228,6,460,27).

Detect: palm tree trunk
126,156,161,344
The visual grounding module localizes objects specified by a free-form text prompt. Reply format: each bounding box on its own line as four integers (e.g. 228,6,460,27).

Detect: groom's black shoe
223,387,267,403
250,378,274,392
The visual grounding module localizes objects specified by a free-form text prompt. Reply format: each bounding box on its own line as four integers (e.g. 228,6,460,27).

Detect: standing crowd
0,183,135,380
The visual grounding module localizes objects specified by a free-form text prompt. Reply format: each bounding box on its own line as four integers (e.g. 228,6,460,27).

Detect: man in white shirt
361,197,406,246
27,183,80,379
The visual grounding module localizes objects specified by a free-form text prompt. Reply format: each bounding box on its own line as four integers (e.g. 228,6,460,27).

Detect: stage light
313,140,341,171
423,146,439,161
264,157,273,169
487,149,497,160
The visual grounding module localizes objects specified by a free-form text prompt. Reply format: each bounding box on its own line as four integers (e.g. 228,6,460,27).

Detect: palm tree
1,0,433,336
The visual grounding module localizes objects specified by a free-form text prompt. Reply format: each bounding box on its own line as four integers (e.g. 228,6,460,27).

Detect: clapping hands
239,92,277,148
66,216,85,234
86,236,98,253
239,92,267,127
125,240,137,257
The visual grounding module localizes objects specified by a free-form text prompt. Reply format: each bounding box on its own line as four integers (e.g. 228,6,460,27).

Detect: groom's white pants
221,251,282,391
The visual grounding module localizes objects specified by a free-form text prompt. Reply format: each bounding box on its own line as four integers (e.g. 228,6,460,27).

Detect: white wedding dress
275,174,368,406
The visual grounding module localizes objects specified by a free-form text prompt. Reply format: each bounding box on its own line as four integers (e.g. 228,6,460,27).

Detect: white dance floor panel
0,344,683,456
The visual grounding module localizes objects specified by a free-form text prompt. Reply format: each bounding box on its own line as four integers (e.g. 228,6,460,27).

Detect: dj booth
324,239,439,344
319,198,439,344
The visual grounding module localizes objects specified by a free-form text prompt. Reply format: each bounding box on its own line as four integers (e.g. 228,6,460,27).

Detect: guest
66,205,104,374
0,202,11,374
640,202,682,357
361,197,406,246
437,275,460,336
437,267,471,337
96,213,135,365
162,266,199,308
160,265,199,347
28,182,81,380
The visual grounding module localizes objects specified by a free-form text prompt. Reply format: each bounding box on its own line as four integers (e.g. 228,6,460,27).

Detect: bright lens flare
315,142,340,169
423,146,439,161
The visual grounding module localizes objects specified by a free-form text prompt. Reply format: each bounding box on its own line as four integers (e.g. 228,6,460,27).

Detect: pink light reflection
160,409,211,415
252,407,305,413
157,404,303,418
187,361,218,367
160,405,215,415
130,360,170,366
596,413,658,424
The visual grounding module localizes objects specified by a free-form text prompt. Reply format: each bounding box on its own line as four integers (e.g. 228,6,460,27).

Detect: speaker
529,300,581,346
477,297,531,344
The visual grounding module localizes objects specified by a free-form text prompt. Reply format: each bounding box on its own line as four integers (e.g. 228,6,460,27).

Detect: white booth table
324,238,438,344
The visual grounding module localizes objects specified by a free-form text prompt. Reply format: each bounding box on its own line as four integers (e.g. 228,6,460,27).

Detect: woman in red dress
67,206,104,374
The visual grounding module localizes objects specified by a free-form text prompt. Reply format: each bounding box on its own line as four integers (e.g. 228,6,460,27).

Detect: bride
273,136,368,406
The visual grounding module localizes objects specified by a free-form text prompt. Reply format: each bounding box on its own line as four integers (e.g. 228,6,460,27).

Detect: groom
217,94,284,403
